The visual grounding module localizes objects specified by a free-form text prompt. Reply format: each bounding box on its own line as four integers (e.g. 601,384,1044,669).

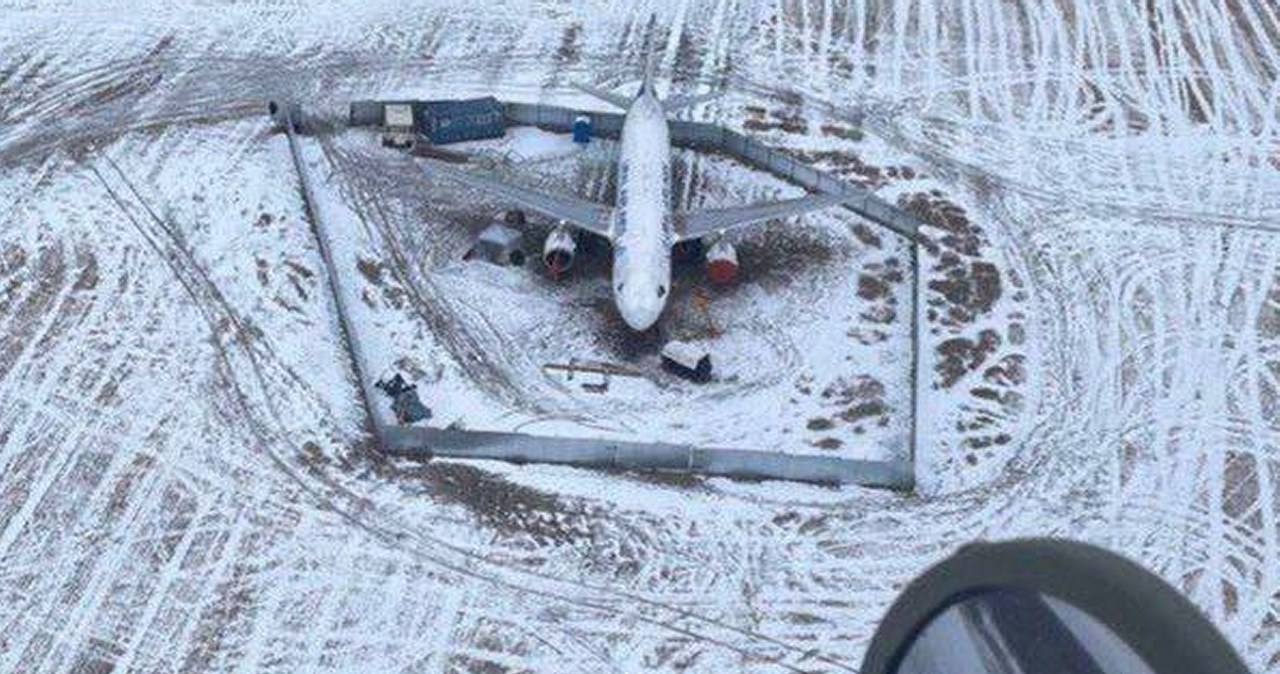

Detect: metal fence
349,100,386,127
342,98,923,491
280,106,381,441
385,427,914,489
503,102,627,138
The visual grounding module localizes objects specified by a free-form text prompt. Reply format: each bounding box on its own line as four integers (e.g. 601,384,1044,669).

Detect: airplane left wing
418,157,614,239
674,191,853,241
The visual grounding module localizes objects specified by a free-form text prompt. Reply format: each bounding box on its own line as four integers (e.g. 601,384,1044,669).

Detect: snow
2,2,1279,673
459,126,583,163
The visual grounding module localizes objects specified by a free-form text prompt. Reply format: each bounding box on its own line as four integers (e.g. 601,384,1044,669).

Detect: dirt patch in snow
852,257,904,342
554,23,582,64
734,223,843,290
415,462,592,547
357,257,385,285
804,374,891,440
72,249,99,291
901,191,1002,329
743,105,808,135
0,245,66,373
899,190,1010,374
1,243,28,278
356,256,409,310
900,189,1026,466
935,329,1000,389
791,149,888,188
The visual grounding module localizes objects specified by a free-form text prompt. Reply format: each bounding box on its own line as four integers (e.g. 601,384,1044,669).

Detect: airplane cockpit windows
657,285,666,298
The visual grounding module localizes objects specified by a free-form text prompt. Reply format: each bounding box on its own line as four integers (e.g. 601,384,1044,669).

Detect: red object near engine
705,239,739,285
707,259,739,285
542,225,576,279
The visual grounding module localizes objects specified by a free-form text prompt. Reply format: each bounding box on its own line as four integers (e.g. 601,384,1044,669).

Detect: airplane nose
618,288,663,331
619,302,661,331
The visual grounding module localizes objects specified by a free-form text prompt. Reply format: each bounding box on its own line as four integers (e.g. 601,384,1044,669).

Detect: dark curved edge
860,539,1252,674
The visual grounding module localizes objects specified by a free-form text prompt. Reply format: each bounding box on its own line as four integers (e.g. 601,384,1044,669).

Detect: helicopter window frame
860,539,1250,674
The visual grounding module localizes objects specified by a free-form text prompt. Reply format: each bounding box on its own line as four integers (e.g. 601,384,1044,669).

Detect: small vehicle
661,340,712,382
375,373,431,425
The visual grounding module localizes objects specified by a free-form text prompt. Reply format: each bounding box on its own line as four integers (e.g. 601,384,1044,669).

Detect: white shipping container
385,103,414,128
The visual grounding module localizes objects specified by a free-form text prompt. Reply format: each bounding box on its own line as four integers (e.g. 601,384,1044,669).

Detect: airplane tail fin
573,14,660,108
638,13,659,97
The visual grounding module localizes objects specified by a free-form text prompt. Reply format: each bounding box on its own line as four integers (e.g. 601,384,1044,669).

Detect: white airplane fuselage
610,90,674,331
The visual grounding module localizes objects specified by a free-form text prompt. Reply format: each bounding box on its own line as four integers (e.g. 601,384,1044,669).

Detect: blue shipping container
417,97,506,145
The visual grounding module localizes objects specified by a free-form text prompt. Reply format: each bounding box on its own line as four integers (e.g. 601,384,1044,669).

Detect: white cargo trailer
382,103,416,149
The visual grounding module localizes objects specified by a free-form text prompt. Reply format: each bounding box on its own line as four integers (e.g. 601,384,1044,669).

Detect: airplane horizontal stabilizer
570,82,632,111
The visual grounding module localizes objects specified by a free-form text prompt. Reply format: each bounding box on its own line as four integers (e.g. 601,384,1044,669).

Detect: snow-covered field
2,1,1279,672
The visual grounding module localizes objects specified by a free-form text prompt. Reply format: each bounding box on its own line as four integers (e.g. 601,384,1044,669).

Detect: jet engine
543,225,577,277
705,239,739,285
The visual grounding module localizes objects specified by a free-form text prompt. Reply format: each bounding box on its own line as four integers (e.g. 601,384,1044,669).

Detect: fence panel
384,427,911,489
349,101,384,126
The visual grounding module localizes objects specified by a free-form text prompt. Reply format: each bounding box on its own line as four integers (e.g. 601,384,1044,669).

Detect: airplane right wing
674,191,853,241
417,157,614,239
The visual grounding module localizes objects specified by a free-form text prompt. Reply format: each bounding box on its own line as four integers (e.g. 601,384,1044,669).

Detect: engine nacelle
543,225,577,277
705,239,739,285
672,238,705,263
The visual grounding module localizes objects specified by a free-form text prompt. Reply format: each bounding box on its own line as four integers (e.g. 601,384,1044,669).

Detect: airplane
415,47,858,331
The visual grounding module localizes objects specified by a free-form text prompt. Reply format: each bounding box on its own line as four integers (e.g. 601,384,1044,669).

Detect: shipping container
418,97,505,145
